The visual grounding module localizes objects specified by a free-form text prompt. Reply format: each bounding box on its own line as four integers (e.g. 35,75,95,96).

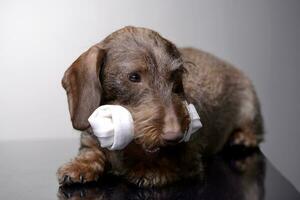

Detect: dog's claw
65,192,72,199
80,190,86,198
80,175,84,183
60,175,67,185
61,175,73,185
60,188,72,199
67,175,72,184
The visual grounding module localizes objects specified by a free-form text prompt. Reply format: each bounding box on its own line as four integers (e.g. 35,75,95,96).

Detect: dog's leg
230,127,263,148
57,132,106,185
229,87,264,149
229,114,264,149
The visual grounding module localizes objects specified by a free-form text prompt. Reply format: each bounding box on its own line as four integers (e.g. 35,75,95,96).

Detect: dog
57,26,264,187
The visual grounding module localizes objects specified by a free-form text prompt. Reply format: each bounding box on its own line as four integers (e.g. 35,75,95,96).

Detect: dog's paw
57,160,101,186
57,186,87,200
229,130,259,148
57,184,103,200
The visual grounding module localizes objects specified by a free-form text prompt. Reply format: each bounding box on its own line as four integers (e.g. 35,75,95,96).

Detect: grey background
0,0,299,191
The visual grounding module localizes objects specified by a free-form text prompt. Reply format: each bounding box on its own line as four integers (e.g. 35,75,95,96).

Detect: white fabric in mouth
182,101,202,142
88,101,202,150
88,105,134,150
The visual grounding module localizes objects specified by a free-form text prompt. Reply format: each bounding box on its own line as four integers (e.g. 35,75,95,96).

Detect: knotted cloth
88,102,202,150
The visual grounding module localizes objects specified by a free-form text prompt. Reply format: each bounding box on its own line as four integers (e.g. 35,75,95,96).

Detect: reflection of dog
57,26,264,187
57,151,266,200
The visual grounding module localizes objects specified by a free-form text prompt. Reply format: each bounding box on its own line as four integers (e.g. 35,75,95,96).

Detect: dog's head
62,26,190,152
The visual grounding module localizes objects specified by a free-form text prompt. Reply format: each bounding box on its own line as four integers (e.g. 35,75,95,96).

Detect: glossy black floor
0,139,299,200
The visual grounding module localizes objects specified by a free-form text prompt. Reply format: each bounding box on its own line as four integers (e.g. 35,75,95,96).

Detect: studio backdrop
0,0,299,191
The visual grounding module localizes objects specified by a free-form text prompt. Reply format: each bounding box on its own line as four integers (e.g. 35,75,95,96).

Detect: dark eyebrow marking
164,40,181,59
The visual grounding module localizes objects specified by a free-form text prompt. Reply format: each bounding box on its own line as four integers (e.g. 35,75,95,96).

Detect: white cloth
182,101,202,142
88,102,202,151
88,105,134,150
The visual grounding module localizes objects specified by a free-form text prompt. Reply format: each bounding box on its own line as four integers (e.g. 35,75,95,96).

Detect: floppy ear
62,45,105,130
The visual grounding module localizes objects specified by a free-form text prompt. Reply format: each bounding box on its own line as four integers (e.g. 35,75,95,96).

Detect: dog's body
57,27,264,187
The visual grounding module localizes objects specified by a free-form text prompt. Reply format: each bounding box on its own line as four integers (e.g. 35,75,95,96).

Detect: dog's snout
163,105,180,127
162,105,183,143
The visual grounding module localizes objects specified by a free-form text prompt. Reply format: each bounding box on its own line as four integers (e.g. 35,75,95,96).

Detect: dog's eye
128,72,141,82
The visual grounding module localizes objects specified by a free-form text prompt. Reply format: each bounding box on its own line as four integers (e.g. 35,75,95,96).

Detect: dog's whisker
133,133,144,139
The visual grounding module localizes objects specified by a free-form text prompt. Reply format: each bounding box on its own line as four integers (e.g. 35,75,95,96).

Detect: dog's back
180,47,264,154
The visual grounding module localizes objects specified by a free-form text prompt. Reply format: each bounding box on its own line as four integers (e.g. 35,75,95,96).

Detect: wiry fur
57,26,264,187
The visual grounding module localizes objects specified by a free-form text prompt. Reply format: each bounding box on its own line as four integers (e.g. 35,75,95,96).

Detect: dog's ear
62,45,105,130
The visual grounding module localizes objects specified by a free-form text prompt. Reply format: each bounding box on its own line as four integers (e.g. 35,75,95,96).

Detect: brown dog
57,26,264,187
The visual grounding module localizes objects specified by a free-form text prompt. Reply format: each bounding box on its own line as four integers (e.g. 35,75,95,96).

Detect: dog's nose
161,131,183,143
162,105,182,143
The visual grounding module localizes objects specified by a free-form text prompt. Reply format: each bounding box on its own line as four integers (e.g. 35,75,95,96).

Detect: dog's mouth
134,134,162,154
142,144,160,154
145,147,160,153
